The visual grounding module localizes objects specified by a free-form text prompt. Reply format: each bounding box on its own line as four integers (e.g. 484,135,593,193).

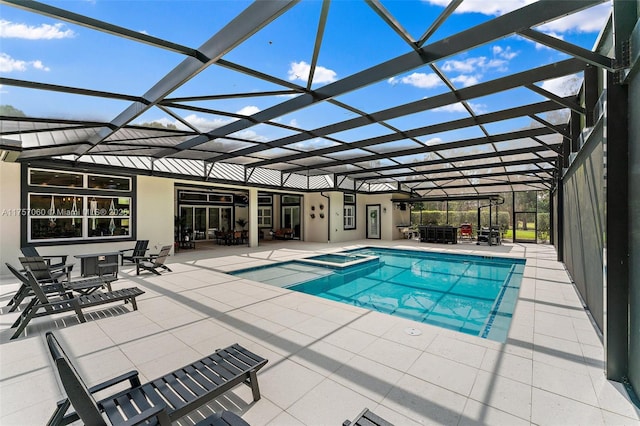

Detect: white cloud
493,46,517,60
236,105,260,116
230,129,269,142
532,31,565,50
287,138,337,150
288,61,337,84
433,102,486,113
142,107,270,139
442,56,509,73
182,114,229,131
540,74,582,97
423,0,533,16
0,19,75,39
388,72,441,89
424,137,443,145
0,52,49,72
289,119,299,127
424,0,610,34
537,2,611,33
451,74,479,87
0,53,26,72
31,60,50,71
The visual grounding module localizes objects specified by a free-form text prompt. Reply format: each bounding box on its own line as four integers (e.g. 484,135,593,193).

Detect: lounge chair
46,331,267,425
20,256,117,292
4,262,106,313
21,247,74,282
135,245,173,276
119,240,149,266
343,408,394,426
10,270,144,340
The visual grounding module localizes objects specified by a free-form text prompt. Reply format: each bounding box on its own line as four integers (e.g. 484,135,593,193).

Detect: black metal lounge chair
343,408,394,426
10,270,144,340
4,262,107,313
46,331,267,426
119,240,149,266
135,244,173,276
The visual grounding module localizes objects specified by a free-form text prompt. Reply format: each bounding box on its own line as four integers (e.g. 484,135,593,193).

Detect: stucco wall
0,161,22,276
136,175,174,253
305,192,330,242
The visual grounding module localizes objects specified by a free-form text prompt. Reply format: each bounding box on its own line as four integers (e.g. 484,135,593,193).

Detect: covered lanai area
0,0,638,424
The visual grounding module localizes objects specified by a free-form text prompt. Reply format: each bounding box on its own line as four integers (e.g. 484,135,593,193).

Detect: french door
282,205,300,238
181,206,232,240
366,204,381,239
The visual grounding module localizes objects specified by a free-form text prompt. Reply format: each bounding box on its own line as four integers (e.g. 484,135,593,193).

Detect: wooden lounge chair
343,408,394,426
5,262,107,313
119,240,149,266
135,244,173,276
46,331,267,425
10,270,144,340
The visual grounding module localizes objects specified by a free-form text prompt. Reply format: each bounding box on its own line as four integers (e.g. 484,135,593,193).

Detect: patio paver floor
1,240,638,425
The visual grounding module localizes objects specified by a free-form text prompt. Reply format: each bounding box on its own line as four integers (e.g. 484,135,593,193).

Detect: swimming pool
231,247,525,342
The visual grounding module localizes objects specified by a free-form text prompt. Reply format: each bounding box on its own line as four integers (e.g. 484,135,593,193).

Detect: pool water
232,247,525,342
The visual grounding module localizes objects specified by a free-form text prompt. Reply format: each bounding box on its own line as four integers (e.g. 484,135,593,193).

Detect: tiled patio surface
1,240,638,425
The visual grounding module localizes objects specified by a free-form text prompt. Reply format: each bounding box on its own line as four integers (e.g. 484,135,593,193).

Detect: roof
0,0,614,195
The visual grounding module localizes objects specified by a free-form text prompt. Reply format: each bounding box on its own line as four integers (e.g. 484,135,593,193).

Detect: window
258,195,272,204
26,168,133,242
87,174,131,191
344,193,356,230
29,169,83,188
282,195,300,204
258,206,272,227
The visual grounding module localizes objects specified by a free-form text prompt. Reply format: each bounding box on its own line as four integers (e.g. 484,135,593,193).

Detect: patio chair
10,270,144,340
135,244,173,276
343,408,394,426
20,256,118,292
459,223,473,240
119,240,149,266
4,262,107,313
21,246,74,282
46,331,267,426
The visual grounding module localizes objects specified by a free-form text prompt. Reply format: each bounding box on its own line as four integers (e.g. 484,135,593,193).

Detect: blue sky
0,0,612,146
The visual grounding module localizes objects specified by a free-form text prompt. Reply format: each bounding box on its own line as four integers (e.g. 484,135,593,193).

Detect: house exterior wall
0,161,22,276
136,175,174,253
0,164,414,277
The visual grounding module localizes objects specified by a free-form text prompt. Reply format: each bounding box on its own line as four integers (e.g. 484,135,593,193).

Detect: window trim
23,167,136,246
344,193,356,230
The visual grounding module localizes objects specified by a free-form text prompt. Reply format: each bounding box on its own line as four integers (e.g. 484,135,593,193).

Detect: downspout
320,192,330,243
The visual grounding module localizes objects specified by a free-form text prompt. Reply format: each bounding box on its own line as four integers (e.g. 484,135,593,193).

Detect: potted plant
236,218,248,230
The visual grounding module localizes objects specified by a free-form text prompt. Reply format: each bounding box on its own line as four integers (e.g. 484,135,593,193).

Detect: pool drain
405,327,422,336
